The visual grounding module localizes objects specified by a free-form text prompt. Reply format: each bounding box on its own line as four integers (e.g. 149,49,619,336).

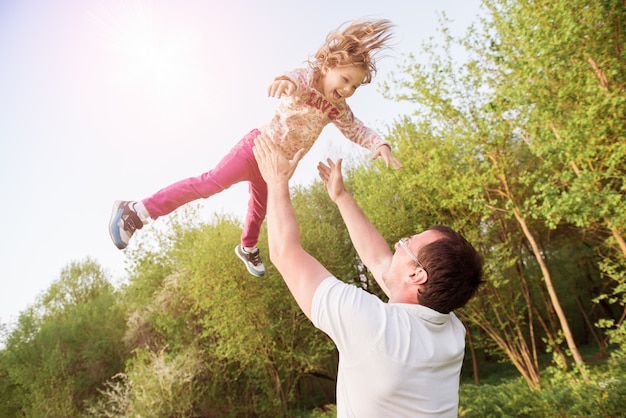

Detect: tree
0,258,127,416
479,0,626,369
366,2,626,383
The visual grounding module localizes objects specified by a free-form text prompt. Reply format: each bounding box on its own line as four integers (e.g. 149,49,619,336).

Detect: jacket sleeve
332,106,390,152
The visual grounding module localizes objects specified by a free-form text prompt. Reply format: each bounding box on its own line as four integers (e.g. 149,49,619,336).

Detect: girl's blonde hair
310,19,394,84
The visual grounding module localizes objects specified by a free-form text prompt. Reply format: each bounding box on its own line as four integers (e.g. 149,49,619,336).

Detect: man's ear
408,267,428,286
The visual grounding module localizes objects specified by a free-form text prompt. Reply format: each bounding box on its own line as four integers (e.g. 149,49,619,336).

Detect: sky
0,0,482,325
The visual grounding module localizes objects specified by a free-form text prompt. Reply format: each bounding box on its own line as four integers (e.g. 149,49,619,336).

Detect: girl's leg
235,149,268,276
241,170,268,248
143,130,260,219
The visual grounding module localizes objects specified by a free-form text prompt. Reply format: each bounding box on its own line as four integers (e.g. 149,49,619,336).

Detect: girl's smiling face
317,64,367,102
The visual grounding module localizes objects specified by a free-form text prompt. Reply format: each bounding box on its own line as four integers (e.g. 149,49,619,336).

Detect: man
253,135,484,417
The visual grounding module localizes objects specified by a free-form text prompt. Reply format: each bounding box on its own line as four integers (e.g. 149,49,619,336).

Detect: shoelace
247,250,262,266
122,208,143,233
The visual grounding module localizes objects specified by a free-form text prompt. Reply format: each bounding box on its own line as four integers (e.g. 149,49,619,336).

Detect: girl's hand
373,144,403,170
268,79,296,99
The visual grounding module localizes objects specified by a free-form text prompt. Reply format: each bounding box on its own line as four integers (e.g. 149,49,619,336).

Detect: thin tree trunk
575,296,607,358
465,324,480,384
609,224,626,259
513,209,588,379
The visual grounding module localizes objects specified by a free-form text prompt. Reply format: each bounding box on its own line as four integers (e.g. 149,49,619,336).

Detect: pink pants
142,129,267,248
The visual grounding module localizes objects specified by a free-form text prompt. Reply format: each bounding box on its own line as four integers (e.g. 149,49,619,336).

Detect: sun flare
88,0,199,96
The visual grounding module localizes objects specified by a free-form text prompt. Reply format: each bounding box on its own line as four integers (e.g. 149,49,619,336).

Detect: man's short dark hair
416,225,484,313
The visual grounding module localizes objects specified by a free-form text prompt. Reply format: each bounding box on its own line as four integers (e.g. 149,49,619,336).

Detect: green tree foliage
477,0,626,374
479,0,626,359
483,0,626,236
0,258,127,417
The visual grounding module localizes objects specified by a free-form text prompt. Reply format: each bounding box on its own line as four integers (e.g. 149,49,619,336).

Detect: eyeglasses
398,237,426,271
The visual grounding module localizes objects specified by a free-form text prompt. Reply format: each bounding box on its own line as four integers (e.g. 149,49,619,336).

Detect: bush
86,346,205,417
459,360,626,417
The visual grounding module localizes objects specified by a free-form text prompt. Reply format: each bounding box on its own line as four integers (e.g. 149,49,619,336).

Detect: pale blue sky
0,0,481,324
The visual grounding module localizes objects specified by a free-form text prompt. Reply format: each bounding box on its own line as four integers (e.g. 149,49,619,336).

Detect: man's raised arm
317,158,393,297
253,135,331,320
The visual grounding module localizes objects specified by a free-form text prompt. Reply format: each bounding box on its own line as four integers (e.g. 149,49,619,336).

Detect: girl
109,19,402,277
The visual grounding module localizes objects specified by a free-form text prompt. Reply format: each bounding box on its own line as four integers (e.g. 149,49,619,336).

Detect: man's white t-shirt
311,276,466,418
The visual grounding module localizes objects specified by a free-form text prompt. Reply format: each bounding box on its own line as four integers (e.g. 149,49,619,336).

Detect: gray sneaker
235,245,266,277
109,200,144,250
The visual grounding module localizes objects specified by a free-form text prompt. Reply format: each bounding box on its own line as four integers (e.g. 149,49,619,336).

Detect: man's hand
372,144,403,170
317,158,349,203
253,134,305,184
267,79,296,99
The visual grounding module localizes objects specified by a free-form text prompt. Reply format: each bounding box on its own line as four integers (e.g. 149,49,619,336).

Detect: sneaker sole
109,200,128,250
234,246,265,277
